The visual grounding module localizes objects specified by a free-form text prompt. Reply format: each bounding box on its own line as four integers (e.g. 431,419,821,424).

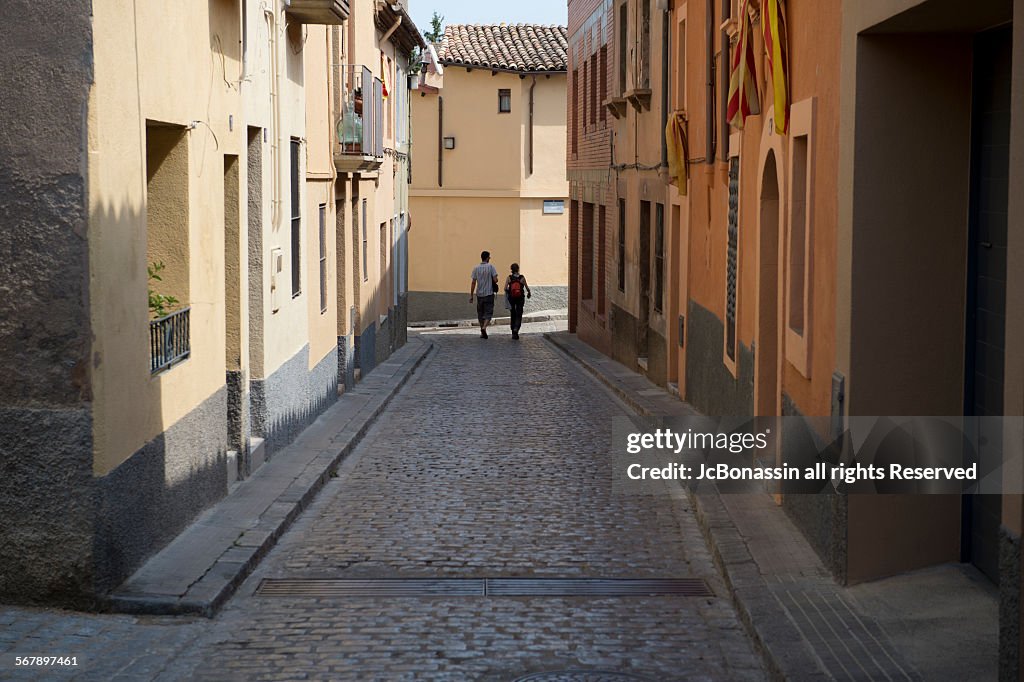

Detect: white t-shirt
471,262,499,296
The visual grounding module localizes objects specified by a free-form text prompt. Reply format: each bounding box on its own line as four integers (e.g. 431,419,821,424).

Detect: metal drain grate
487,578,712,597
255,578,484,597
513,672,655,682
255,577,713,598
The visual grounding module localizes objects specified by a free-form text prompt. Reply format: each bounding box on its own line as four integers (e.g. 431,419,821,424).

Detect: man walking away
469,251,499,338
504,263,531,340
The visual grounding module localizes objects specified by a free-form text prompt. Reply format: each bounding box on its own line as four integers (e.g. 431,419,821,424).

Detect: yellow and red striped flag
727,0,760,129
762,0,790,134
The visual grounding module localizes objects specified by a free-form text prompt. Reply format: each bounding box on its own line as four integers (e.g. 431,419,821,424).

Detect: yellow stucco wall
305,25,339,369
88,0,341,476
409,197,522,293
410,65,568,296
89,0,244,476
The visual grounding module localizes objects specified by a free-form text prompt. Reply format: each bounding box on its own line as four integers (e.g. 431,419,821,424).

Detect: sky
411,0,568,35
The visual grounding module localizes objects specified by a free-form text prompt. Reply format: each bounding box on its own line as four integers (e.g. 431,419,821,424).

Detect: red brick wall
568,0,616,355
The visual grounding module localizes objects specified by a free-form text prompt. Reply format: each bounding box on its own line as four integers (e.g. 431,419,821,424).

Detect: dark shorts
476,294,495,322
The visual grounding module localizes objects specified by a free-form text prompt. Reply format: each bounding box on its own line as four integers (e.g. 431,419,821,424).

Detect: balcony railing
335,64,384,172
150,307,190,374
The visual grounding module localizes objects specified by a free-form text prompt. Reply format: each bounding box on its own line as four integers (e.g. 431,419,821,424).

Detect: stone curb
409,310,568,330
543,331,828,681
104,338,435,618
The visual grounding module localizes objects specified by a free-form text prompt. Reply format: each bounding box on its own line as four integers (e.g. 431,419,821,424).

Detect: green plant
148,261,180,318
410,12,444,75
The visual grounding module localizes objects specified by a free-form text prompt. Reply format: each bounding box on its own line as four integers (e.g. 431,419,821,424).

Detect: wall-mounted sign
543,200,565,215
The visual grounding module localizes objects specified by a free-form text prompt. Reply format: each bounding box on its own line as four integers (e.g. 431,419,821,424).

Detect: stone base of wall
375,311,393,368
0,407,96,607
357,322,377,375
251,345,338,458
778,392,849,583
1000,526,1021,680
609,303,640,373
337,334,356,392
409,286,567,323
0,387,233,606
94,386,228,594
683,300,754,416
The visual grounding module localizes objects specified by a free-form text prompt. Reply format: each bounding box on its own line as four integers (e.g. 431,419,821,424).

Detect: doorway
639,200,652,362
224,154,244,457
963,24,1011,583
755,151,781,417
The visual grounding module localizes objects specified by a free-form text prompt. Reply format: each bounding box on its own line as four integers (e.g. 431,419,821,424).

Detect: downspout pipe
705,0,715,165
437,95,443,187
719,0,731,161
661,6,670,168
528,76,537,176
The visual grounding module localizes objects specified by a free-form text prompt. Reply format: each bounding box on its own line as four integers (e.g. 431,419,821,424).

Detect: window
146,122,191,374
498,88,511,113
726,157,739,361
319,203,327,314
599,46,608,122
582,202,595,301
290,138,301,298
571,69,579,153
589,53,598,125
641,0,651,88
789,136,808,336
676,19,686,110
654,203,664,313
617,199,626,292
361,198,368,282
582,60,589,126
380,222,387,297
618,2,627,95
598,205,607,315
785,98,816,378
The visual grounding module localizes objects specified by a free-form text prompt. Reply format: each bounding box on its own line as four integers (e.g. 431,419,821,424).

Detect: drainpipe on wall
661,6,670,169
437,95,443,187
705,0,715,165
528,75,537,177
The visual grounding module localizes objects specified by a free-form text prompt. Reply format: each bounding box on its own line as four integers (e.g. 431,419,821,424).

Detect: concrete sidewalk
546,331,998,681
106,337,434,617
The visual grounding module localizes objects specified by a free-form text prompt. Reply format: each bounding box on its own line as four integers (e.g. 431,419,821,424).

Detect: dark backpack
508,275,524,299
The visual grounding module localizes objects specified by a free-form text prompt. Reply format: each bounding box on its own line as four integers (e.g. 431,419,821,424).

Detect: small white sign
543,200,565,215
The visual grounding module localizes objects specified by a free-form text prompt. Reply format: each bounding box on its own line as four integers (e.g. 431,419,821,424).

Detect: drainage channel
255,577,713,598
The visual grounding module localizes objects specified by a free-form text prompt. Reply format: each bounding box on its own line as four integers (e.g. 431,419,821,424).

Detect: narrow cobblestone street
2,324,765,681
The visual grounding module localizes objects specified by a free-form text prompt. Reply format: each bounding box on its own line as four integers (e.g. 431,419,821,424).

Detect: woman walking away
505,263,531,340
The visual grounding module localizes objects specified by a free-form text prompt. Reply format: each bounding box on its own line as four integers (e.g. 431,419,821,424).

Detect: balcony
285,0,349,25
334,65,384,173
150,307,190,374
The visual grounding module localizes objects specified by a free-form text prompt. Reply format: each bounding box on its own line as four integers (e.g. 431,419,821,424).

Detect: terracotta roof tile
437,23,568,73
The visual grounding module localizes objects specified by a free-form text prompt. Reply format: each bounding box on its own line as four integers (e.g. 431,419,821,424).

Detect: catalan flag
727,0,760,130
762,0,790,134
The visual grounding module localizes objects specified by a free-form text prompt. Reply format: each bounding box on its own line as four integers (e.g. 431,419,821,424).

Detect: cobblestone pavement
0,323,766,681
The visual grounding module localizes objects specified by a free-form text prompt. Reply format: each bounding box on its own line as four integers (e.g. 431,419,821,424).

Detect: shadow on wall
89,198,230,598
0,199,232,608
